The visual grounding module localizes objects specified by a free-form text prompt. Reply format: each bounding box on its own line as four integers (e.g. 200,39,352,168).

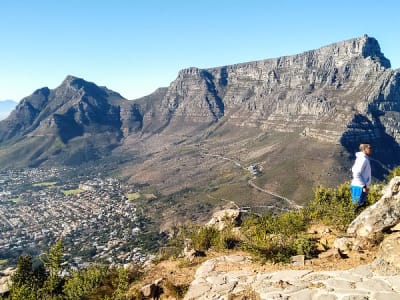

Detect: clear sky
0,0,399,102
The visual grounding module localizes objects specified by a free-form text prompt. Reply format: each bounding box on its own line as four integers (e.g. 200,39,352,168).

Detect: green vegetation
0,259,8,265
166,170,394,264
126,192,157,201
305,182,355,231
7,241,137,300
32,181,57,187
126,193,141,201
61,188,84,196
239,211,317,263
9,197,22,204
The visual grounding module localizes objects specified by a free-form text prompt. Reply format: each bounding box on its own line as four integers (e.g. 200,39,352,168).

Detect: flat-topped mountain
0,35,399,213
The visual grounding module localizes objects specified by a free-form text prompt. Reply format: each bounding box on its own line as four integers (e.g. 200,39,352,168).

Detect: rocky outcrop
378,232,400,270
347,176,400,245
206,209,241,231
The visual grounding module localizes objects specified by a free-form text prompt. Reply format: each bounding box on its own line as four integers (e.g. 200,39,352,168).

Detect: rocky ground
127,225,398,299
184,253,400,300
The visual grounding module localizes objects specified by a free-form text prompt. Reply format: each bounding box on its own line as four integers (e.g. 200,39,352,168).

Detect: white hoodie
351,151,371,187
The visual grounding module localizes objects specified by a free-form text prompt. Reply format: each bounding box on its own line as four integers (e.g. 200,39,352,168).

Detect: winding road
200,148,303,211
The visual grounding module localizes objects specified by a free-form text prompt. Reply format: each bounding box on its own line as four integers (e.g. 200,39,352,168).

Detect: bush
239,212,316,263
387,165,400,180
366,183,383,205
305,183,355,230
169,223,221,252
63,265,108,300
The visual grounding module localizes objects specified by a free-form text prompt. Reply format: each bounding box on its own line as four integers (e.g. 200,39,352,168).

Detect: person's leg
351,185,364,213
350,185,362,204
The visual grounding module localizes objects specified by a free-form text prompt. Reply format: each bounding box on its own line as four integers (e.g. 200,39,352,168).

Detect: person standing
350,142,372,211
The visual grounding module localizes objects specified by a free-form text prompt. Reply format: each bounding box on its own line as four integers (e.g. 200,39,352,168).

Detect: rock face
347,176,400,244
145,35,398,145
378,232,400,270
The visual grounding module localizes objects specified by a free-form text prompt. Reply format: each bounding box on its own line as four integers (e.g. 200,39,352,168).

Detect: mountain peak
360,35,391,68
319,35,391,68
63,75,81,83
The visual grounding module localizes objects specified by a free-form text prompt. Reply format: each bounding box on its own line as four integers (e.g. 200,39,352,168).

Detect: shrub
366,183,383,205
63,265,108,300
305,183,355,230
387,165,400,180
169,223,221,252
239,212,316,263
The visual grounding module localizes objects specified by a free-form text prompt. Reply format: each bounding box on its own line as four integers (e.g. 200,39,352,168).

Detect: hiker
350,142,372,211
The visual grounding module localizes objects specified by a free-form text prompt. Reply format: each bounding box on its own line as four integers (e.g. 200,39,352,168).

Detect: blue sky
0,0,399,102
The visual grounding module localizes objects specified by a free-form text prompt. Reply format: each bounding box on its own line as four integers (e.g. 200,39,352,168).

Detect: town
0,167,160,271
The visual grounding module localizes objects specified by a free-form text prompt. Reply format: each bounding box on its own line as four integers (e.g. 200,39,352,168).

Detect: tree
63,265,107,300
39,239,64,298
9,255,45,300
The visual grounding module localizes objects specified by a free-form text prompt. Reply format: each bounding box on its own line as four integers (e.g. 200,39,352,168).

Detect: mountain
0,35,400,218
0,76,146,167
0,100,17,120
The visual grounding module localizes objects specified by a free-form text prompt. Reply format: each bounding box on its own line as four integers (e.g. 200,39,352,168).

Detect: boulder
347,176,400,246
140,278,163,299
206,209,241,231
377,232,400,270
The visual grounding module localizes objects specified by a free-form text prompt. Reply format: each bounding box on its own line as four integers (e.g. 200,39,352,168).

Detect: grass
0,259,8,265
9,197,22,204
126,193,141,201
62,189,84,196
126,192,157,201
32,181,57,187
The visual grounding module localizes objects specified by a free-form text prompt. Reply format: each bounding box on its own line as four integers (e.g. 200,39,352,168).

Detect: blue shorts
350,185,367,205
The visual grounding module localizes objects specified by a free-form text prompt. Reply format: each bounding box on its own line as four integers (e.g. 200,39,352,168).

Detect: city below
0,167,160,271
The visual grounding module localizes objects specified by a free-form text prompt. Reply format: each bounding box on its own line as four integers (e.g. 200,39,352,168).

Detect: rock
140,278,163,299
390,222,400,232
182,238,206,262
291,255,305,266
206,209,241,231
347,176,400,247
377,232,400,270
141,283,156,297
333,237,353,253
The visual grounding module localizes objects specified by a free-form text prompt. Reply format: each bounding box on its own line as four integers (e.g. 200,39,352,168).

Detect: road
200,148,303,211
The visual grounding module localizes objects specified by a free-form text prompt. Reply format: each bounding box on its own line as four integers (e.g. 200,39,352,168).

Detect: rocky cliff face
146,35,397,145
